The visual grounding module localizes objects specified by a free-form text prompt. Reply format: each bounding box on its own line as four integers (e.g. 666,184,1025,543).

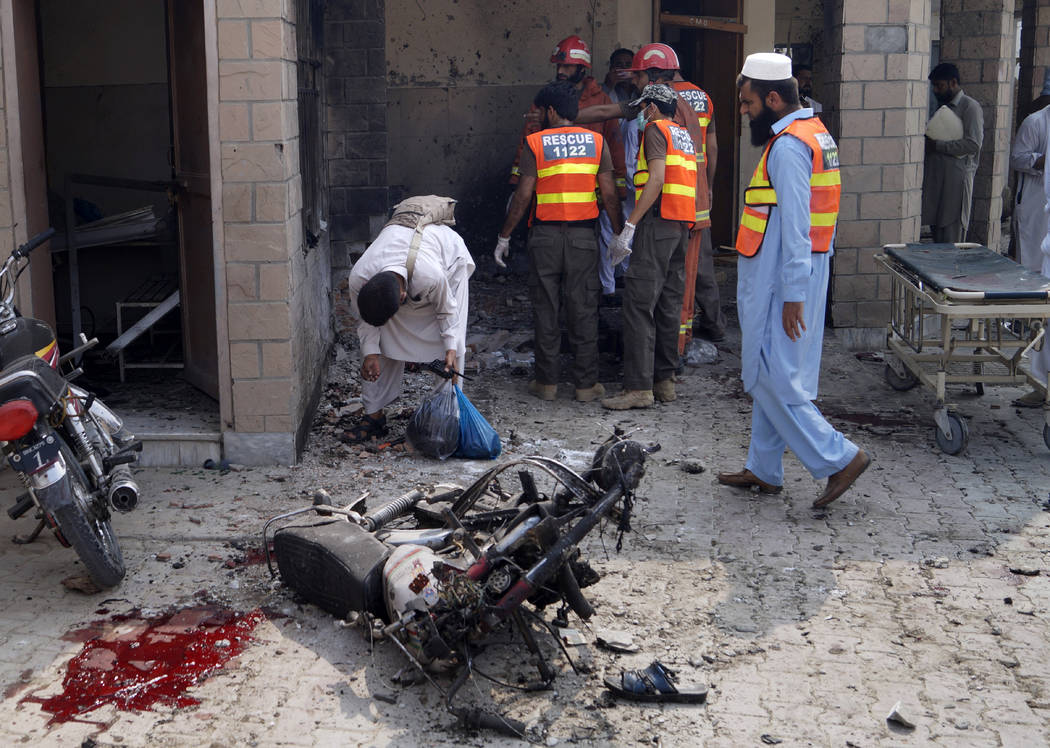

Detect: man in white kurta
347,223,475,432
1029,121,1050,397
1010,102,1050,272
922,63,984,243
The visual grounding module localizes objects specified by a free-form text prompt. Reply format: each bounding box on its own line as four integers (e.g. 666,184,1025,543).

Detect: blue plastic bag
454,386,501,459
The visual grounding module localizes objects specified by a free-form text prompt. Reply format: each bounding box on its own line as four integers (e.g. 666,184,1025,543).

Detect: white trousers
744,375,859,486
361,353,466,414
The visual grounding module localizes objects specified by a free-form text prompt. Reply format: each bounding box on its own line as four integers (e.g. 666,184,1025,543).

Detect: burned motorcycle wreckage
0,229,141,587
265,433,649,736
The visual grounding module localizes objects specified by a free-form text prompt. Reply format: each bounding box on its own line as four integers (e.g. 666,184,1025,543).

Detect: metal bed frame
876,242,1050,454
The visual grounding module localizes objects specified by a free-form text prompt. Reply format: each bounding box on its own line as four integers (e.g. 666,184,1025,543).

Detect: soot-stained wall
385,0,629,254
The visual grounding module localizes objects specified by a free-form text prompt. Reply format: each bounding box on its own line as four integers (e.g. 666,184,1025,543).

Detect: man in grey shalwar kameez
922,63,984,243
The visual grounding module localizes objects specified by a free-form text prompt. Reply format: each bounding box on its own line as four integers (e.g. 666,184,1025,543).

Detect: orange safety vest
670,81,712,163
735,115,841,257
670,81,713,227
633,119,697,224
526,126,604,223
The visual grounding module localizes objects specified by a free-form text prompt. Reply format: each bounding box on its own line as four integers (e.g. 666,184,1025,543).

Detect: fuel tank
0,317,58,370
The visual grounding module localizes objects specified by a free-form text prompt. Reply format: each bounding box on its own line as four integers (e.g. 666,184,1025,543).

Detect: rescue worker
671,57,727,343
922,63,984,243
494,81,623,402
716,53,870,509
575,44,711,351
344,198,474,442
508,35,627,276
600,84,696,410
600,47,640,297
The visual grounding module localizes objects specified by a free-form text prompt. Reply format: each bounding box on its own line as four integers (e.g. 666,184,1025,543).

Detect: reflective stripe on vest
672,81,711,163
527,126,603,222
633,119,697,224
734,116,841,257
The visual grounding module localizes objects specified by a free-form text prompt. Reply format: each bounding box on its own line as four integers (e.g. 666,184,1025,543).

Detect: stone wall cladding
826,1,930,332
325,0,388,335
940,0,1014,250
217,0,313,463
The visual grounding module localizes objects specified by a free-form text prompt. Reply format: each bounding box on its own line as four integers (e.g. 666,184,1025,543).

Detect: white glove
609,222,635,266
494,235,510,268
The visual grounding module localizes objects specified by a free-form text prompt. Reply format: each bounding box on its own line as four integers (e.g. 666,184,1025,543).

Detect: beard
556,66,586,85
748,104,779,146
934,89,953,104
800,85,812,99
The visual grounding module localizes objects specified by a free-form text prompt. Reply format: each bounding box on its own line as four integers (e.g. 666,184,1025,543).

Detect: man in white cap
716,53,869,509
922,62,984,243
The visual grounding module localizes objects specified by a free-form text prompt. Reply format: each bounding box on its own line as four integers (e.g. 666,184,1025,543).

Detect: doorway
656,1,745,249
18,0,221,445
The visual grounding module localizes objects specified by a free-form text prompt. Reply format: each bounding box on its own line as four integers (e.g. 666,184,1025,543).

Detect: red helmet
551,35,592,68
629,43,680,71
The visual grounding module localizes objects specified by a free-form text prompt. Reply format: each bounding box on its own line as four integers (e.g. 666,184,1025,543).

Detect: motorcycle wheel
51,443,125,588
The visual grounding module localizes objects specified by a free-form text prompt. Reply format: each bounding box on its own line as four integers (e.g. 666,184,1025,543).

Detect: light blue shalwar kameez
738,108,859,486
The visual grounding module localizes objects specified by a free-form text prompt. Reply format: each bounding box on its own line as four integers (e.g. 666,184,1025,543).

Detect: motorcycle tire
50,443,125,588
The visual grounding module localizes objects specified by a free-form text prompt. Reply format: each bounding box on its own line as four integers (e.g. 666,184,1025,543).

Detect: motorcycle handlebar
13,228,56,260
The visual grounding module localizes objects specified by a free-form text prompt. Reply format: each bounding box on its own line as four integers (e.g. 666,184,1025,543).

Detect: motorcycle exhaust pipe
108,465,139,512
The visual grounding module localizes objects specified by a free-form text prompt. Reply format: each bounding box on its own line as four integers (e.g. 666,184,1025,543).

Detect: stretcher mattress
884,243,1050,299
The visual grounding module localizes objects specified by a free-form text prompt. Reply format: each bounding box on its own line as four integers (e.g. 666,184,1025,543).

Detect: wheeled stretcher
875,243,1050,454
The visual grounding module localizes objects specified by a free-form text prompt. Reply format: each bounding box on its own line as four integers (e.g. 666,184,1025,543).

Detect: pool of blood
23,605,263,725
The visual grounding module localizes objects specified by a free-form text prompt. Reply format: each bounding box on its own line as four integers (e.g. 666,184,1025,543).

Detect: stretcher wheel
884,362,918,391
934,413,968,455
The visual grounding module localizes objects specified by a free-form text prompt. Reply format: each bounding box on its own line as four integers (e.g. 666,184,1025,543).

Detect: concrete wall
385,0,639,252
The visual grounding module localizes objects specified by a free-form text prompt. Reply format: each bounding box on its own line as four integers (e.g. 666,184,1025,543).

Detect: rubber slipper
603,660,707,704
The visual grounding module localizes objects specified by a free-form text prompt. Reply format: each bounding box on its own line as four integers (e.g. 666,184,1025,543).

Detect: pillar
827,0,931,344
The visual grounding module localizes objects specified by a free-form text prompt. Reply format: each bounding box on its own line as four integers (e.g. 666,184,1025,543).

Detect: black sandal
340,414,387,444
604,660,708,703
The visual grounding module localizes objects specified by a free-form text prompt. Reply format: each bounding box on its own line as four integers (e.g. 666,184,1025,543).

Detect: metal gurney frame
875,242,1050,454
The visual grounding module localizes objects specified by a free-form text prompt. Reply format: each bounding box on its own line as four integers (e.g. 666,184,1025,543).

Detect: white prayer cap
740,52,793,81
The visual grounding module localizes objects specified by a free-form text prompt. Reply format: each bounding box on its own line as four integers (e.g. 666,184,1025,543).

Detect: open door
658,1,746,248
167,0,218,399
